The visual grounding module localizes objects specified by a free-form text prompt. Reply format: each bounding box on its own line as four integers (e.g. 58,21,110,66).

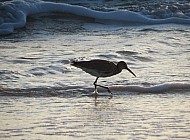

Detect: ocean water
0,0,190,139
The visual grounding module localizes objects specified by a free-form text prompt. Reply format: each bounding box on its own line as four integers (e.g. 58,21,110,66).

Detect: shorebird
71,59,136,95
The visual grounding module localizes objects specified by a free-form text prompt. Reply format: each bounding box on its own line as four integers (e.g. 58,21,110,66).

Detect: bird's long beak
127,67,136,77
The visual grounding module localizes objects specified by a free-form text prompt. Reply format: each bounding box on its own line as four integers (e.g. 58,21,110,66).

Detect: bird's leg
93,77,112,95
96,84,112,95
93,77,99,95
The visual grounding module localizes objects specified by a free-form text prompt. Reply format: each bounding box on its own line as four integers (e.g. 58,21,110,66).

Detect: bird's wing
72,60,116,73
90,60,115,72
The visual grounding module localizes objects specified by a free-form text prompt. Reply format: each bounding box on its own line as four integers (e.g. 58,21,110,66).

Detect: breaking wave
0,0,190,35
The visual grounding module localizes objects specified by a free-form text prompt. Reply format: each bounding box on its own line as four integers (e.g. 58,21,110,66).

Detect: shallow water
0,0,190,139
0,94,190,140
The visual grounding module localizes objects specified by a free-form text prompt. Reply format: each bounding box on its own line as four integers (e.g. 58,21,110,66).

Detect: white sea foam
86,82,190,94
0,0,190,35
109,82,190,93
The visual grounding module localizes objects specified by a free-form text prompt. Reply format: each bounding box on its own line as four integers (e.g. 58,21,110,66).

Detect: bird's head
117,61,136,77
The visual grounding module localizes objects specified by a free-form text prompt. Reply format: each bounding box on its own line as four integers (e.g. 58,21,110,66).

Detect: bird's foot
107,87,112,95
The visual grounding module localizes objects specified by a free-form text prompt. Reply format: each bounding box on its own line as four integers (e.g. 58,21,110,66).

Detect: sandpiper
71,59,136,95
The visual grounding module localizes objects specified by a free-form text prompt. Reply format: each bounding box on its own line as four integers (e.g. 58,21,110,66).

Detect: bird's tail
70,57,86,67
70,59,77,66
70,58,83,66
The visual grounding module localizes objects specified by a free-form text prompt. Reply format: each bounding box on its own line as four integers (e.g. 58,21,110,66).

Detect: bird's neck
116,67,122,74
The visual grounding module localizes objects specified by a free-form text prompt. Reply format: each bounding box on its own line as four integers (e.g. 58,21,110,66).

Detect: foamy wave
109,82,190,93
0,82,190,97
0,0,190,35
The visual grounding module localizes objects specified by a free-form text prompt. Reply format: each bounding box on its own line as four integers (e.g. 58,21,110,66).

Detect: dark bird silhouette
71,59,136,95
